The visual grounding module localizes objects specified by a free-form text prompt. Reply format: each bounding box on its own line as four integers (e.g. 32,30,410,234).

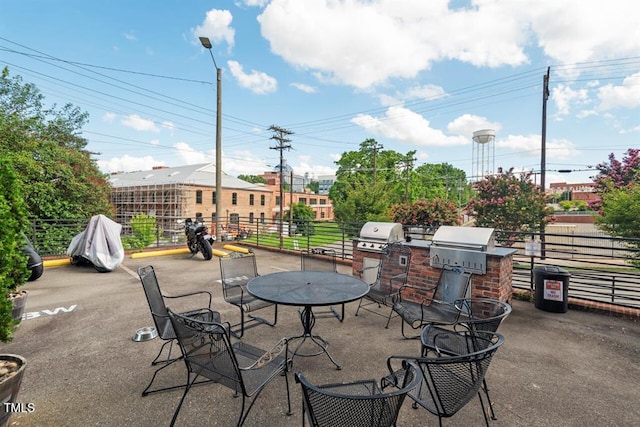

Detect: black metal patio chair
355,242,412,328
167,308,292,427
383,329,505,427
420,298,512,420
137,265,219,396
392,265,472,338
301,248,344,322
219,254,277,338
295,360,421,427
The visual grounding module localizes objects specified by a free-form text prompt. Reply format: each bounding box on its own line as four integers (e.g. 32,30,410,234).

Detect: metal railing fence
28,217,640,309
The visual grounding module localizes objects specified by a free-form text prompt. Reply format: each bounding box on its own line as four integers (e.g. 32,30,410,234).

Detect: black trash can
534,266,570,313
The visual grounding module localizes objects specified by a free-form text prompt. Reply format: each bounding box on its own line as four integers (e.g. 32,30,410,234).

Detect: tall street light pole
199,36,222,243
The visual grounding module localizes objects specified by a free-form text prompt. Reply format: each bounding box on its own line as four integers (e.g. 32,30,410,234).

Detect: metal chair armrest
163,289,213,309
243,337,289,370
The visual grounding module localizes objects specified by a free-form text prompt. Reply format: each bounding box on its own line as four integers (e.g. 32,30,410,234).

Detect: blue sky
1,0,638,187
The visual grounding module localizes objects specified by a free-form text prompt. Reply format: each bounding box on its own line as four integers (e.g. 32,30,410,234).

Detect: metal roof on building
108,163,270,192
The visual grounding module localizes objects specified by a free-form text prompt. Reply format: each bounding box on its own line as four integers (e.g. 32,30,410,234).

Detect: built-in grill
356,222,404,253
430,226,496,274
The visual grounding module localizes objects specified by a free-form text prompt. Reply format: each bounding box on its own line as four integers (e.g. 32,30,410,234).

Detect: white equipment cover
66,214,124,272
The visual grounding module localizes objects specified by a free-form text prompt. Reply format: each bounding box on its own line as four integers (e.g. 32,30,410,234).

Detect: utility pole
269,125,293,249
540,67,550,258
289,170,294,241
370,141,384,187
400,154,417,202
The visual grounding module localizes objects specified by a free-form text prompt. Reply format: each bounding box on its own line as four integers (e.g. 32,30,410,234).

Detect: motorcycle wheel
200,239,213,260
28,264,44,281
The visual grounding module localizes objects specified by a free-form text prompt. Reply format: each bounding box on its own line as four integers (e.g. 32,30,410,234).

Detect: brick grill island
352,225,517,304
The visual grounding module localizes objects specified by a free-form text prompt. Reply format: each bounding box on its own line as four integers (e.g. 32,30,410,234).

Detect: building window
212,191,216,204
212,213,217,223
299,198,307,204
321,211,325,218
260,212,265,223
276,196,281,206
319,199,326,205
310,198,317,205
260,195,265,206
249,212,254,223
230,213,239,224
196,190,203,204
249,194,254,206
232,192,238,205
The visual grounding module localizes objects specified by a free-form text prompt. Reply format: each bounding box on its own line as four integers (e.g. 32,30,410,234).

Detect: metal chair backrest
296,361,421,427
219,254,258,292
457,297,512,333
374,243,411,296
417,330,504,420
301,248,337,272
431,265,472,304
138,265,173,339
168,309,243,393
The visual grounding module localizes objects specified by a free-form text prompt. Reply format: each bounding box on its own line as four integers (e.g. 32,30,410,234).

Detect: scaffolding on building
110,183,191,243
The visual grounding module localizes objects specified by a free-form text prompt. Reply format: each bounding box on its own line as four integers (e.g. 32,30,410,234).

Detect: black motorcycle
184,217,214,260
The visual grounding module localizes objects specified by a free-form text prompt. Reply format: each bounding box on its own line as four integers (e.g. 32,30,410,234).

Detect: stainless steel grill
430,226,496,274
356,222,404,253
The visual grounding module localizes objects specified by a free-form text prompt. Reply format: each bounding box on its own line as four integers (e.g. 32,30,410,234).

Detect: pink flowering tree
467,167,554,245
389,198,461,228
590,148,640,212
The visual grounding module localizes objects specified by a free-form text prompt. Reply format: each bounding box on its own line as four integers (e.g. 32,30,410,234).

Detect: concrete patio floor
2,246,639,426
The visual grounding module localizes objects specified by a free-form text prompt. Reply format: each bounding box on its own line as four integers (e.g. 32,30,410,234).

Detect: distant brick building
549,182,598,203
109,163,333,239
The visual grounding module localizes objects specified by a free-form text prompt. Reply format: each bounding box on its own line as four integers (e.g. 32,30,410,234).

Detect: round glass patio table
247,270,369,369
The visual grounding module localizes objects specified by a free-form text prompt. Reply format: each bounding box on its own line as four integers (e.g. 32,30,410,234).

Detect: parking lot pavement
2,246,640,426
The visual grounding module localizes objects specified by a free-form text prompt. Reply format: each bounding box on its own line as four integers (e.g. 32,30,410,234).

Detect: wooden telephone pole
269,125,293,249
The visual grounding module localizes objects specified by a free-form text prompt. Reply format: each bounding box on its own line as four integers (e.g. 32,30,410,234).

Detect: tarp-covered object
67,214,124,272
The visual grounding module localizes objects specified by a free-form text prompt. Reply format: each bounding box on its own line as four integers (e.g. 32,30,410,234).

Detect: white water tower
472,129,496,181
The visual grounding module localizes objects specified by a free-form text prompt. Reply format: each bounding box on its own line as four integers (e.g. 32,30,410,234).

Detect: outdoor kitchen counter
352,235,516,303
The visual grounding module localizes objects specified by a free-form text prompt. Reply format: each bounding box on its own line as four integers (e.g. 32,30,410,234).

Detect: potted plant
0,157,30,425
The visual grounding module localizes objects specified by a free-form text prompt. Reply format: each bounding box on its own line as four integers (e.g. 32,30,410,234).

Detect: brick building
109,163,333,239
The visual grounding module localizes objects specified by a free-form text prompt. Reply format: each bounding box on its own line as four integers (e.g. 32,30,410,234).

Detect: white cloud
351,106,468,146
496,134,579,160
121,114,159,132
192,9,235,48
98,155,164,173
227,60,277,94
291,82,317,93
241,0,268,7
598,73,640,110
123,32,136,41
102,112,116,123
447,114,502,138
293,154,337,177
256,0,639,90
380,84,448,106
161,121,176,133
173,141,213,165
552,84,590,116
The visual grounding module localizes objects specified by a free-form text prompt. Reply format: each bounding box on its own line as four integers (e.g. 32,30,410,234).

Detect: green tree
238,174,267,184
291,202,315,236
411,163,471,205
558,200,573,212
122,213,158,249
0,68,113,246
595,182,640,264
0,157,30,342
333,182,392,224
467,167,554,245
306,180,320,194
